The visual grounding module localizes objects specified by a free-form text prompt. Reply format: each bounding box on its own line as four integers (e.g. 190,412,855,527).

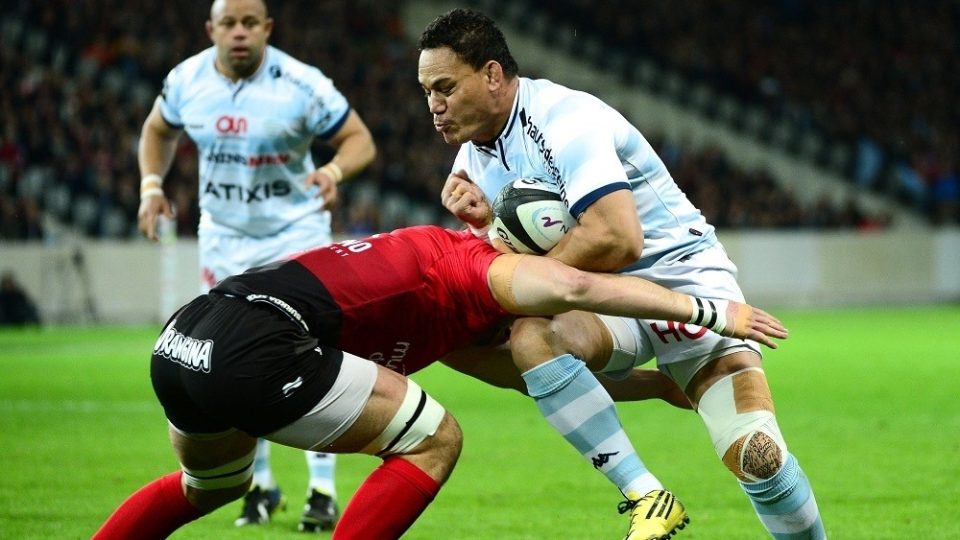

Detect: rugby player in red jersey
93,225,785,540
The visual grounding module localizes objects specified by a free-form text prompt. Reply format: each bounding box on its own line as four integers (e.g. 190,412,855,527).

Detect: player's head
417,8,519,146
207,0,273,81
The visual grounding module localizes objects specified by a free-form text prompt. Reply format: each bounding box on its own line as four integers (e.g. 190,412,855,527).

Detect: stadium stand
2,0,931,242
470,0,958,226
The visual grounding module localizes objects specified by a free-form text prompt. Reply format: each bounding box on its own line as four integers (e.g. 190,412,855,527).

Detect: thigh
634,244,762,389
265,352,379,451
441,343,525,392
169,425,257,473
678,349,765,408
269,356,444,457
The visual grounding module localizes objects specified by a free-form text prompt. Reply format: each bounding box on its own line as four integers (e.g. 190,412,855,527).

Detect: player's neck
477,77,520,147
214,56,264,82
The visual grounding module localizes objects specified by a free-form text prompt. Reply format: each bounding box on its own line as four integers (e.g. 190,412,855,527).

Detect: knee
508,317,554,364
403,412,462,484
697,367,788,482
722,430,784,482
176,437,258,512
509,313,605,371
428,412,463,465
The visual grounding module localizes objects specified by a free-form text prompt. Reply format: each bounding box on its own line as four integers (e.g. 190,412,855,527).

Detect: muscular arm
308,109,376,206
137,101,183,240
547,189,643,271
139,101,183,180
324,109,377,180
488,251,787,348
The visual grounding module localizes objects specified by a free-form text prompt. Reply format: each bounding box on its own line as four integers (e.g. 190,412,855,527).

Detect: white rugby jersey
158,46,350,237
453,77,717,268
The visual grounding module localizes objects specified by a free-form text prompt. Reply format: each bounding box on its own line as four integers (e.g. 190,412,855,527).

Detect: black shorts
150,293,343,437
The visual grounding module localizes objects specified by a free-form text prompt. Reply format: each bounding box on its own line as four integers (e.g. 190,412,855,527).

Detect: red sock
332,457,441,540
93,471,203,539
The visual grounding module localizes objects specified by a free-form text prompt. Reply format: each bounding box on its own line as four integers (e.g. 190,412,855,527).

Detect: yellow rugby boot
619,489,689,540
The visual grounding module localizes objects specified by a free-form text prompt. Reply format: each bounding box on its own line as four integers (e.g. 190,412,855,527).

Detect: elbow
584,218,642,270
357,137,377,170
612,240,642,267
558,267,595,307
365,138,378,166
609,222,644,266
594,235,642,270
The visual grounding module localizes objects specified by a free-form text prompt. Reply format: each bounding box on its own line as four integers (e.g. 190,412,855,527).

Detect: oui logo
215,115,247,134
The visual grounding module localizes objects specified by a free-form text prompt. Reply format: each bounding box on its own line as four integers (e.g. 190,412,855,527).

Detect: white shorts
598,243,761,389
265,352,378,451
198,213,332,292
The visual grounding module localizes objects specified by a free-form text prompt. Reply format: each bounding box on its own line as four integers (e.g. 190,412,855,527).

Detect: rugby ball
490,178,576,254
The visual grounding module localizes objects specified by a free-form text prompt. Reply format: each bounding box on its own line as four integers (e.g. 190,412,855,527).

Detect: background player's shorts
199,212,333,292
598,243,761,389
151,293,343,437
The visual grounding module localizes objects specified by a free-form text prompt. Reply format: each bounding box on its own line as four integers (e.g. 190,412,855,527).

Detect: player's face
207,0,273,80
418,47,503,146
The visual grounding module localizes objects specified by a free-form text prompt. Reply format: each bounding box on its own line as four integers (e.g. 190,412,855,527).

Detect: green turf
1,306,959,539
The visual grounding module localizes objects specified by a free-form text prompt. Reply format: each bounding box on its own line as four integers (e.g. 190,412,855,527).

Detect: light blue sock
306,452,337,498
522,354,660,496
741,453,826,539
252,438,275,489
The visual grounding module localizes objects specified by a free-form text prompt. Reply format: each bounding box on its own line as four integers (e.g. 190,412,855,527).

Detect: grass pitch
1,306,958,539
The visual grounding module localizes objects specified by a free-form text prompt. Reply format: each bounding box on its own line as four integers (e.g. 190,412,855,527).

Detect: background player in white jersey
418,8,825,540
136,0,376,532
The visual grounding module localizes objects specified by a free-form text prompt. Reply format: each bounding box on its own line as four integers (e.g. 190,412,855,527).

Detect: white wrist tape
689,296,729,336
140,174,165,200
141,173,163,188
320,162,344,183
140,188,165,200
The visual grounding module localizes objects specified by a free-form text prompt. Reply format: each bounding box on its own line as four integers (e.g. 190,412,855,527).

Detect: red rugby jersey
217,226,508,375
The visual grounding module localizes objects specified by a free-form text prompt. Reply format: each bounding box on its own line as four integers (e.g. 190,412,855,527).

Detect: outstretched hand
722,301,789,348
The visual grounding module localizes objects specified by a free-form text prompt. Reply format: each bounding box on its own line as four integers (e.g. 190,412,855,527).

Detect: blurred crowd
0,0,911,242
539,0,959,225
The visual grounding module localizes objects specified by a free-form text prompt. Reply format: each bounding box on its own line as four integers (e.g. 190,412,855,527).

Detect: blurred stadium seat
5,0,957,244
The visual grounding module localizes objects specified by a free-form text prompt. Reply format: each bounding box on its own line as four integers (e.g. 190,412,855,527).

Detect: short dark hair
418,8,518,78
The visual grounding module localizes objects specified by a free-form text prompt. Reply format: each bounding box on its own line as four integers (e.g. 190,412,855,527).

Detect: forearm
547,224,632,271
138,125,179,180
573,272,693,324
324,133,375,182
324,111,376,182
546,190,643,271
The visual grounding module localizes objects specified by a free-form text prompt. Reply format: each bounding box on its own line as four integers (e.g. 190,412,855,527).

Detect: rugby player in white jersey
418,8,825,540
136,0,376,532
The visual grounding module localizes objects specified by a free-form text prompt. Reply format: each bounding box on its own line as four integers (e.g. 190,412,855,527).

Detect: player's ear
484,61,502,87
263,17,274,36
205,20,214,41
